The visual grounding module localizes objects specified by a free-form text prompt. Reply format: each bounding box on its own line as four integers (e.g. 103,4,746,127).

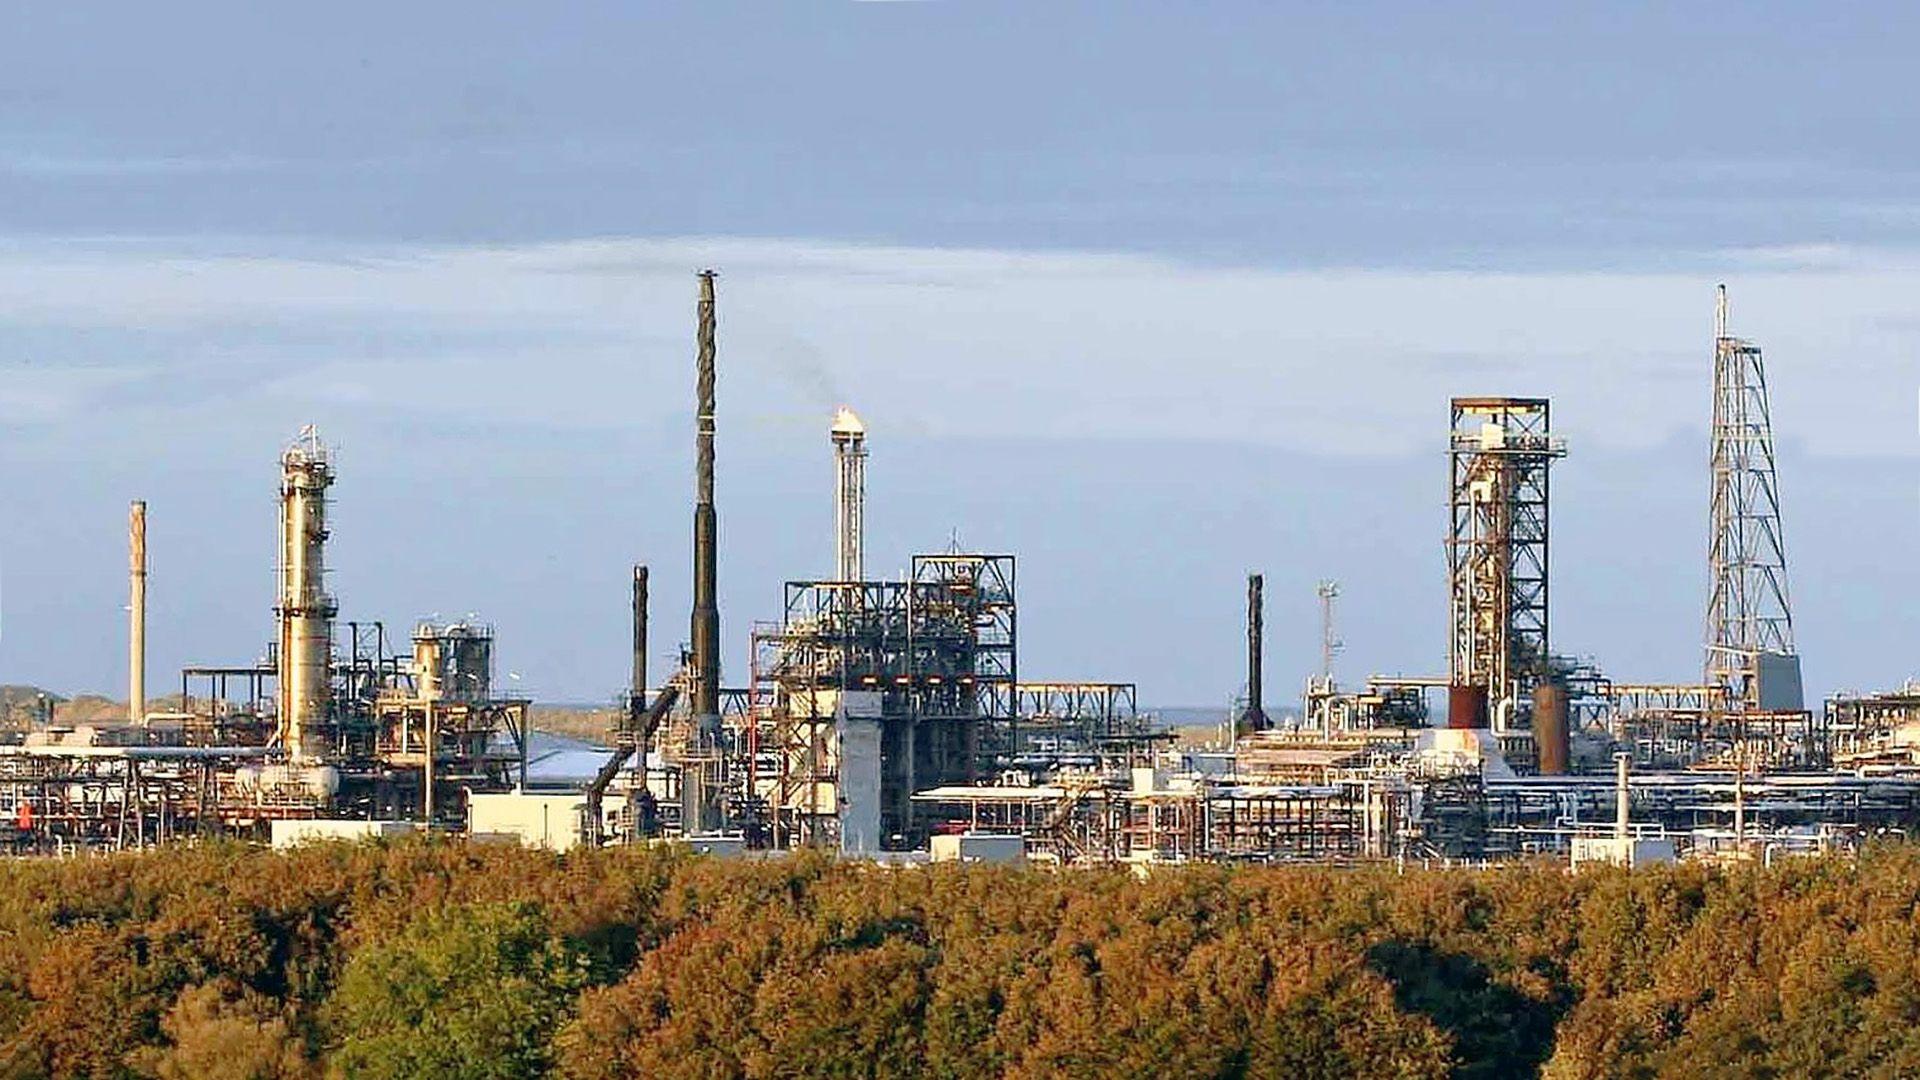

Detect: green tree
326,901,584,1080
131,981,315,1080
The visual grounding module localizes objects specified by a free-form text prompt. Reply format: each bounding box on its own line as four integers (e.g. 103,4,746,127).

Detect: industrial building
6,276,1920,868
1,425,532,851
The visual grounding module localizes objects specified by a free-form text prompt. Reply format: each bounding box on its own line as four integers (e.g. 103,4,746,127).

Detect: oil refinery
5,276,1920,869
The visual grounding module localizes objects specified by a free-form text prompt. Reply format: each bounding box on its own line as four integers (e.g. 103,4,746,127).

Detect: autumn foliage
4,840,1920,1076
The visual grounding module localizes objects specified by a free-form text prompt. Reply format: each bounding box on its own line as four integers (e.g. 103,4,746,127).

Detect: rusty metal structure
1447,397,1566,736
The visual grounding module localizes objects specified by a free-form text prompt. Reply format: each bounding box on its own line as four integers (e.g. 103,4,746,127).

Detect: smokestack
691,270,721,722
831,406,867,581
129,500,147,726
631,564,648,716
1614,752,1631,839
1242,573,1266,731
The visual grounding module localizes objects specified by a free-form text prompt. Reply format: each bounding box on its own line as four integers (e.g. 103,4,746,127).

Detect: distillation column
128,500,147,726
276,426,336,763
831,406,867,582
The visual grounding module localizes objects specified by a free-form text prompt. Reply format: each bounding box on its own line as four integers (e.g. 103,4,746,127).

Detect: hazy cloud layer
2,235,1917,455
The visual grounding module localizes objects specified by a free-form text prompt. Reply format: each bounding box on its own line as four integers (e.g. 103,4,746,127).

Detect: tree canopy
2,839,1920,1077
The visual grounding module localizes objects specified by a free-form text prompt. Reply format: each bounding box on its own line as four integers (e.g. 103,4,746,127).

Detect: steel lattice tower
1706,285,1801,711
1447,397,1565,730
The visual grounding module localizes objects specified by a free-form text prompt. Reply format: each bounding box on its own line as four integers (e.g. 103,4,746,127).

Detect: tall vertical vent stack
128,500,147,726
831,407,867,581
631,564,648,718
1243,573,1267,731
690,270,721,723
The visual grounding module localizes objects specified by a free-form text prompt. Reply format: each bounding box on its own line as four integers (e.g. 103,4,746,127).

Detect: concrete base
931,832,1026,864
468,792,589,852
837,714,883,855
1571,835,1676,870
270,819,414,849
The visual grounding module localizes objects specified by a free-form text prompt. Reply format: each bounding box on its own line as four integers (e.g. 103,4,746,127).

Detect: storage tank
1532,681,1570,775
1447,683,1489,730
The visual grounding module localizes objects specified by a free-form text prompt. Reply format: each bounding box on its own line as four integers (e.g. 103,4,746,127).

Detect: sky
0,4,1917,708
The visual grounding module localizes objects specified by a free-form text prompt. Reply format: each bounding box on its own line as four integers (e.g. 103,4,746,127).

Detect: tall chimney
1243,573,1266,731
129,500,147,726
631,564,648,717
690,270,721,723
831,406,867,581
1614,752,1631,839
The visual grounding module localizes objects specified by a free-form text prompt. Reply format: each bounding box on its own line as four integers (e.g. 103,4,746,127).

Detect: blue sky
1,5,1916,706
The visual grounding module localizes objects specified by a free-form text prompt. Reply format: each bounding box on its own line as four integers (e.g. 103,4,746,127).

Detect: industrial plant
5,277,1920,869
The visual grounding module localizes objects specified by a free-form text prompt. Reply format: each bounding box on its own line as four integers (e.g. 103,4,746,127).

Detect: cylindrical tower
831,406,867,582
276,426,336,763
631,564,648,714
690,271,720,724
128,500,147,726
1531,680,1570,775
1242,573,1266,731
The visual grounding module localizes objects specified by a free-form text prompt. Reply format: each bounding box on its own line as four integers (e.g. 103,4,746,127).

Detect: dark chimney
630,564,648,718
1243,573,1267,731
691,270,720,722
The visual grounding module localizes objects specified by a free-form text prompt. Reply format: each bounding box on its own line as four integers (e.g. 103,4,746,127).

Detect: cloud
0,235,1915,456
3,153,280,177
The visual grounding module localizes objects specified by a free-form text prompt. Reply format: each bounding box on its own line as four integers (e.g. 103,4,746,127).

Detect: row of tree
4,839,1920,1077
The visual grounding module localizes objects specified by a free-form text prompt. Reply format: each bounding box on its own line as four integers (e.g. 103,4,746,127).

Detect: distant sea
1150,705,1301,735
522,707,1297,788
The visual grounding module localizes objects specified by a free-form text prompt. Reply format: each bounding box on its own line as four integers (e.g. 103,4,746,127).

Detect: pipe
423,701,435,824
631,564,648,718
1734,744,1746,851
129,500,147,727
587,682,682,845
691,271,720,723
1243,573,1265,730
1614,752,1630,839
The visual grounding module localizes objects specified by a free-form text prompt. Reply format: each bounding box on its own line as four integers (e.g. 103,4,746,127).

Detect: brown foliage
7,841,1920,1076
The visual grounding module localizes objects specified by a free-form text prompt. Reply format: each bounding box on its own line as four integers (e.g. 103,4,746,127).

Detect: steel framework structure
1013,682,1151,756
745,553,1017,848
1447,397,1565,731
1706,285,1800,711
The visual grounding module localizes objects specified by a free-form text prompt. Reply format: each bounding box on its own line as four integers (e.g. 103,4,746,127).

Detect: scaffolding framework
743,553,1017,848
1013,682,1152,756
1447,397,1565,730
